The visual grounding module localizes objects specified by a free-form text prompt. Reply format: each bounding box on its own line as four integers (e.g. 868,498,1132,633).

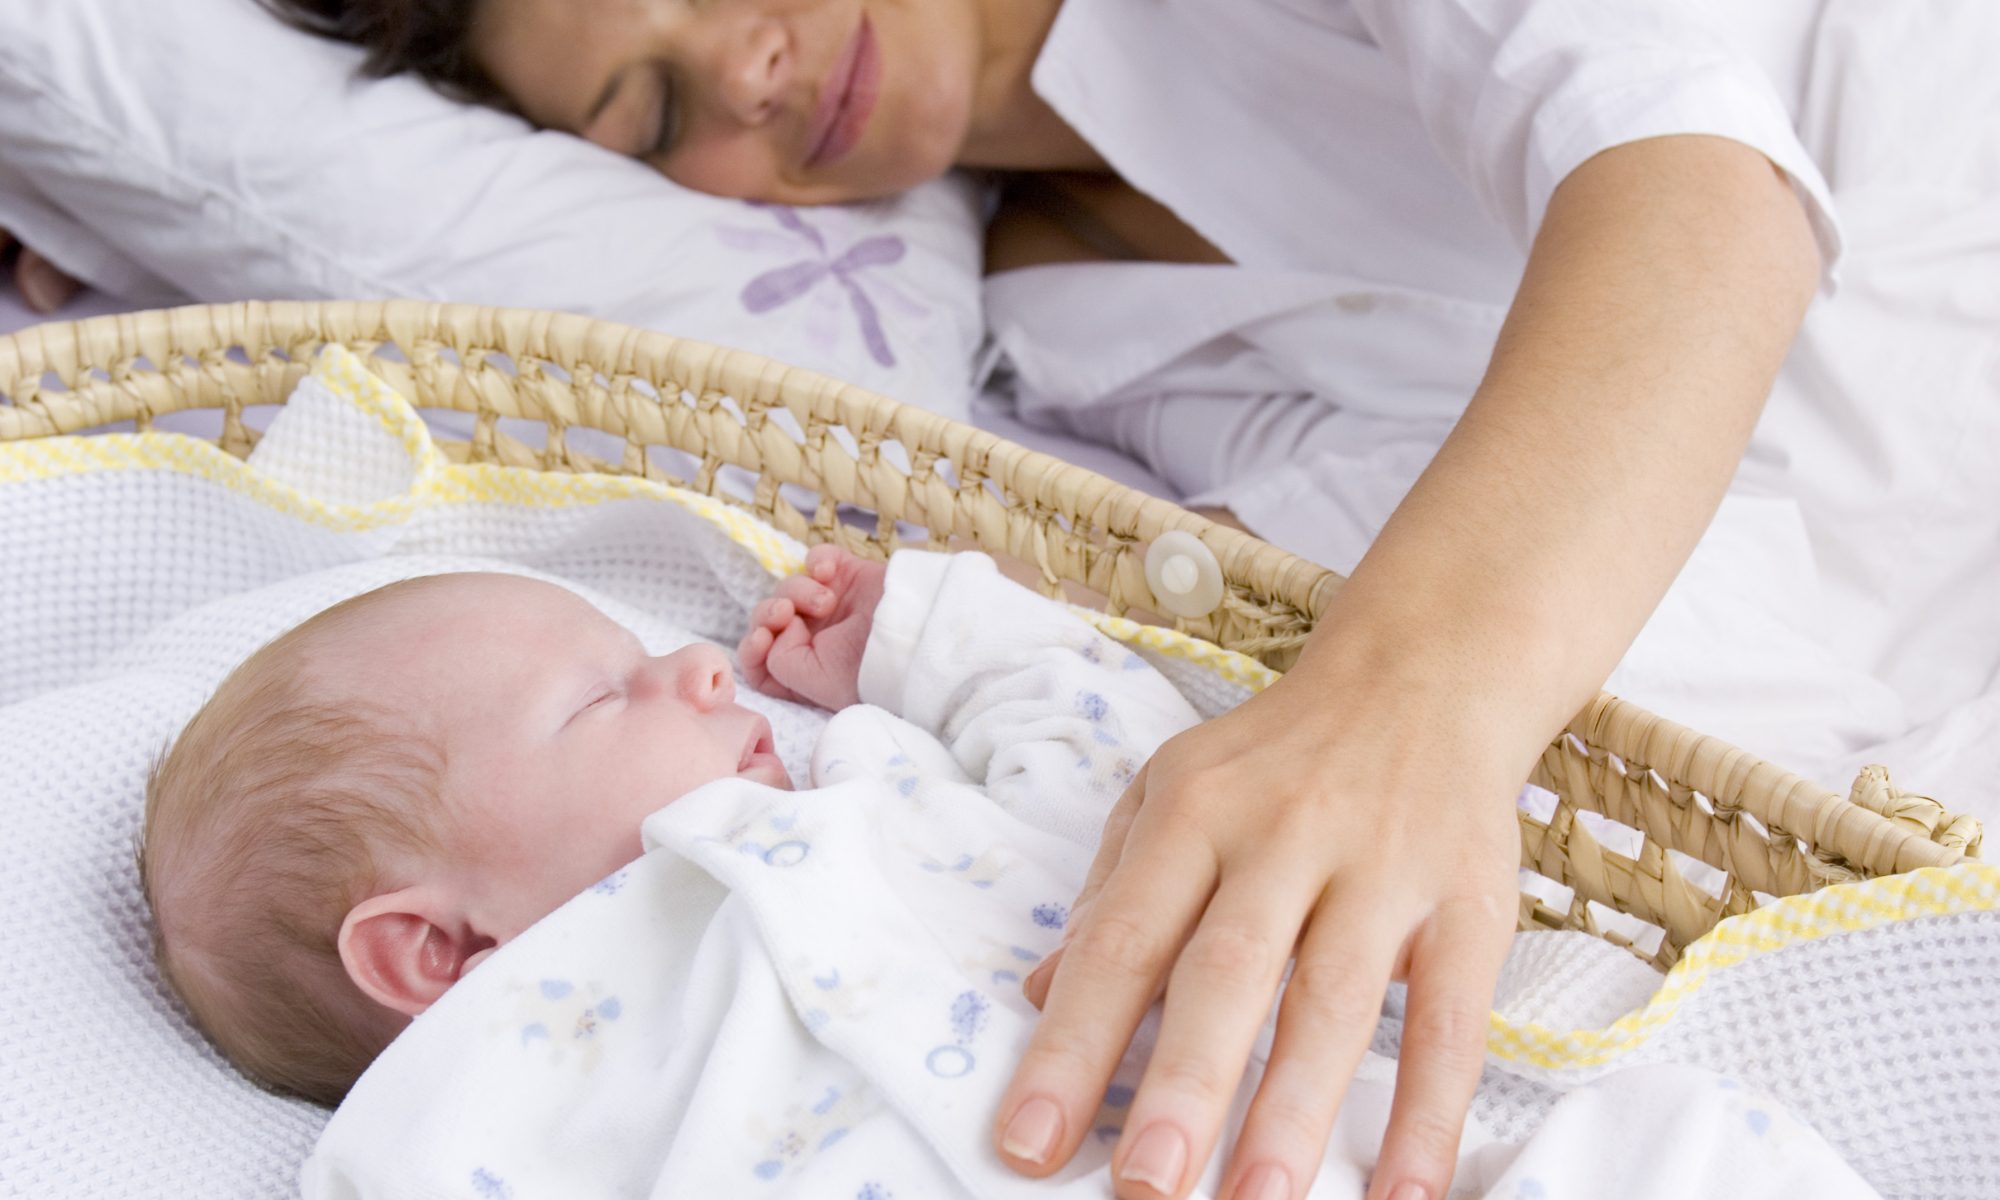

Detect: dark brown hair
257,0,507,108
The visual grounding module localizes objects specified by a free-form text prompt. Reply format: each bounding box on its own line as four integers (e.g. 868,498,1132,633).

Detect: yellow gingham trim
0,346,801,579
1076,612,1280,694
314,342,435,464
1488,861,2000,1070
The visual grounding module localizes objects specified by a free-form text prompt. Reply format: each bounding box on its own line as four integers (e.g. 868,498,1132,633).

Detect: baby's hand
738,544,887,710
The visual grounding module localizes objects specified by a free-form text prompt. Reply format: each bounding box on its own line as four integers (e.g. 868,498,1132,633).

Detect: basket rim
0,299,1976,912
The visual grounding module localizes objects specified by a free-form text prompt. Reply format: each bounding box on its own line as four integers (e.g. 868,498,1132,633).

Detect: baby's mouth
739,721,777,772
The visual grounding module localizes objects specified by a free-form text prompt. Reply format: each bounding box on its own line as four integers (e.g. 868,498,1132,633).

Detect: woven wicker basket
0,300,1980,967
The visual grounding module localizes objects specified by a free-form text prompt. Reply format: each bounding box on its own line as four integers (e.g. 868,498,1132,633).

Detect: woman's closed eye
648,65,682,158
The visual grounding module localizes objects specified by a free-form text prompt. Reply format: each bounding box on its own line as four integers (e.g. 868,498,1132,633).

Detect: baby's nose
666,643,736,709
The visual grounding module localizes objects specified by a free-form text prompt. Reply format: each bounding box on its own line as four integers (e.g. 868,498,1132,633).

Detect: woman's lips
805,15,881,168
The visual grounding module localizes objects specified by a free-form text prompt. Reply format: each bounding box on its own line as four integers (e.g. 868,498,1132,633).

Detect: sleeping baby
142,542,1250,1193
140,543,1868,1199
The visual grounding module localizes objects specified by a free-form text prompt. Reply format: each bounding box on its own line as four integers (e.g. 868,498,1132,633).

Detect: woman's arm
993,133,1819,1200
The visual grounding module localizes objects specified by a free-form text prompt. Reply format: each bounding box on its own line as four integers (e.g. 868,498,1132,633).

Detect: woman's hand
738,543,887,710
990,135,1820,1200
0,229,82,314
992,649,1523,1200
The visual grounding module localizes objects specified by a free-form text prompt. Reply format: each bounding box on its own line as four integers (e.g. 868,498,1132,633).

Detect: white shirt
983,0,2000,802
988,0,1841,422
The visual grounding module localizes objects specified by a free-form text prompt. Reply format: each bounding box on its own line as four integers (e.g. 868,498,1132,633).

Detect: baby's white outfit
303,551,1872,1198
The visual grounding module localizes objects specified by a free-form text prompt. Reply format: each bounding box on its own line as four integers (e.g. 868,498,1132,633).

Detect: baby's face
325,574,791,938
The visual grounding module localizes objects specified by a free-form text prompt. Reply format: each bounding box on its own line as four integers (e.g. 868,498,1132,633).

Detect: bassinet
0,299,1980,969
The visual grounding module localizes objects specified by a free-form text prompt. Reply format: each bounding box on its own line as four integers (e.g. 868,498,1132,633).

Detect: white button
1144,530,1225,618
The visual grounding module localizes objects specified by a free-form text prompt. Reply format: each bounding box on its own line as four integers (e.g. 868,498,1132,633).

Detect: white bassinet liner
1,348,1994,1197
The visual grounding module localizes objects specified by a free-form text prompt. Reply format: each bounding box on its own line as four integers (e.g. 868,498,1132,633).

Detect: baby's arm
853,548,1202,845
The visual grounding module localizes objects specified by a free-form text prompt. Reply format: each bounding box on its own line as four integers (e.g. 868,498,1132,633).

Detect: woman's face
474,0,985,203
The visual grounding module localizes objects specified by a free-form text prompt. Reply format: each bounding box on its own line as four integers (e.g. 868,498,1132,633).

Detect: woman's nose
715,18,793,126
663,643,736,710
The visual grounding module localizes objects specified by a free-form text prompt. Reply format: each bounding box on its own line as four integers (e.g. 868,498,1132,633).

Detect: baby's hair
255,0,505,108
139,579,453,1106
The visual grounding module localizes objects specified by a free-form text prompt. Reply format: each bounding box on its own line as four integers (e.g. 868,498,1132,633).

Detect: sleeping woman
252,3,2000,1199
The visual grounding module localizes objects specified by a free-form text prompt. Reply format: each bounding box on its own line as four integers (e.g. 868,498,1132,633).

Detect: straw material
1,300,1978,966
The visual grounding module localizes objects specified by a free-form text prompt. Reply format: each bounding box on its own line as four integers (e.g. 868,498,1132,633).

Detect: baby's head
140,572,790,1104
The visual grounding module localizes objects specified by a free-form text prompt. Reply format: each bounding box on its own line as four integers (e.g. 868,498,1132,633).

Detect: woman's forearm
1296,134,1822,761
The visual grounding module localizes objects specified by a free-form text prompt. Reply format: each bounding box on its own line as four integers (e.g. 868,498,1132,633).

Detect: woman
259,2,2000,1199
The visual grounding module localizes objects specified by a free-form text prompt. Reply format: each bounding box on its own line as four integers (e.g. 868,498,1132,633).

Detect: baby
140,542,1180,1115
145,542,1835,1200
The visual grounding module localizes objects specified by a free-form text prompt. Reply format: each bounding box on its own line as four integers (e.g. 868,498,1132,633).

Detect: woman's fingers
1113,872,1320,1199
1219,888,1407,1200
1364,896,1513,1200
993,825,1218,1178
15,249,79,314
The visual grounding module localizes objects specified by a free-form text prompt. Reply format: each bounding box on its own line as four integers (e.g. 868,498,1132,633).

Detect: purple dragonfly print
722,203,915,368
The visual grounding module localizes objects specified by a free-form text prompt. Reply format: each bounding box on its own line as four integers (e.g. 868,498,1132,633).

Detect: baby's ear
337,890,495,1017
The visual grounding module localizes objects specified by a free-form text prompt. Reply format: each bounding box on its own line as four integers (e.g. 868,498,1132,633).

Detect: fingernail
1000,1097,1063,1166
1120,1124,1187,1194
1233,1163,1292,1200
1387,1183,1428,1200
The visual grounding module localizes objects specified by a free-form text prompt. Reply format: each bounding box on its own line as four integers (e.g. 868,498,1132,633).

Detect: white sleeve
1345,0,1843,289
856,550,1202,847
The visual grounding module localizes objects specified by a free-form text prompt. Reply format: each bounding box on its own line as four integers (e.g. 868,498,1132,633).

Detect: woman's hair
139,582,451,1106
256,0,506,108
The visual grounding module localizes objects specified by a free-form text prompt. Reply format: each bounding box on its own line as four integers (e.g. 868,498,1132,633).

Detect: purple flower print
723,204,909,368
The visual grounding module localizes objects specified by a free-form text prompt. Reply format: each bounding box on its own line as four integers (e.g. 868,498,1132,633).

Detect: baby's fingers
805,542,850,582
738,624,782,698
775,574,836,619
752,596,797,633
739,624,804,703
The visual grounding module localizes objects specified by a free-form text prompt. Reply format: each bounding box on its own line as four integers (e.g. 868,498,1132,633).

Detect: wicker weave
0,300,1980,966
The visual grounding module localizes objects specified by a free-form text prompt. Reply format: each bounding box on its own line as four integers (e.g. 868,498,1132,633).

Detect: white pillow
0,0,986,417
